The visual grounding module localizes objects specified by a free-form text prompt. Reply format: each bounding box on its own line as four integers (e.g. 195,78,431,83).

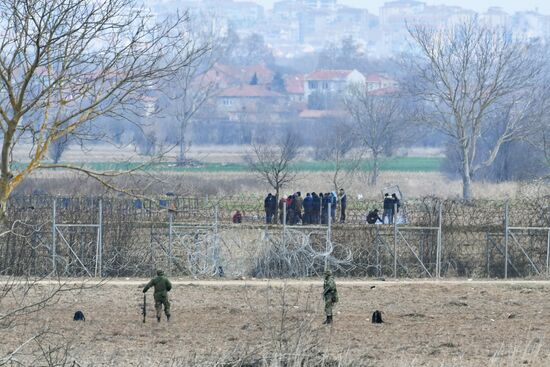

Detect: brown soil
2,279,550,366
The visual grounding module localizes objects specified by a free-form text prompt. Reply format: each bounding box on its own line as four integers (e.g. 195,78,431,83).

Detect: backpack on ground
371,310,383,324
73,310,85,321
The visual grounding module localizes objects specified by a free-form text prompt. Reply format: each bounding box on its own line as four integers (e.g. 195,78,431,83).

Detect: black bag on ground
73,310,85,321
371,310,383,324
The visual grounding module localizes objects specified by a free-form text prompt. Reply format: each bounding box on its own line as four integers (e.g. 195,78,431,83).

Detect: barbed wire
1,195,549,278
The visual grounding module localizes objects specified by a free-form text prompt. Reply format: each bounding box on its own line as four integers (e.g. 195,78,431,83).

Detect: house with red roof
304,69,365,108
201,63,276,90
365,74,399,92
284,75,305,103
216,84,286,122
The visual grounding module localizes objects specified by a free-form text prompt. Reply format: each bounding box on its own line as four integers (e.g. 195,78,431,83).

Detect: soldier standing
322,269,338,325
143,270,172,322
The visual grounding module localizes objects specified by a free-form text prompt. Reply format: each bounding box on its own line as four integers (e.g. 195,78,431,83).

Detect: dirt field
2,279,550,366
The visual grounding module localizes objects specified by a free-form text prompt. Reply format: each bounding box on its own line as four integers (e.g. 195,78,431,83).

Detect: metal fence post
546,229,550,276
168,211,173,276
213,204,219,273
436,202,442,278
52,198,57,275
504,201,509,279
393,203,398,279
283,202,287,247
326,202,332,269
98,199,103,277
149,200,155,273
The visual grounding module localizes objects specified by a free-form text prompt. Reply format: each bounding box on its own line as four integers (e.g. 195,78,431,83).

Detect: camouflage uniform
143,270,172,322
322,269,338,324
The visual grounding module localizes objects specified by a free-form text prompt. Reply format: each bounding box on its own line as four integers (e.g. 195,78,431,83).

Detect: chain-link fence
1,195,549,279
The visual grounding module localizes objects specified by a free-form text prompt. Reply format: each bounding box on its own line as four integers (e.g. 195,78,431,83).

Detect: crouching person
143,269,172,322
322,269,338,325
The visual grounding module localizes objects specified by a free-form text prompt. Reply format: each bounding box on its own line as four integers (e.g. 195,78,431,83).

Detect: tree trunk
0,185,9,224
177,123,186,166
274,189,280,224
370,152,379,186
461,152,473,201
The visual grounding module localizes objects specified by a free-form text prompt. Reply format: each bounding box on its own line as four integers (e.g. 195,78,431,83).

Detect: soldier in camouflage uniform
143,270,172,322
322,269,338,325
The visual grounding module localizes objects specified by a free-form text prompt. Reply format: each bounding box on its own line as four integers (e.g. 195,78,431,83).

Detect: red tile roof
365,73,396,83
218,85,284,98
240,64,274,84
284,75,305,94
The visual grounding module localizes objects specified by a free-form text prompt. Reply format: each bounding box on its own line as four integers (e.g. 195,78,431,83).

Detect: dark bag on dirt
73,310,85,321
371,310,383,324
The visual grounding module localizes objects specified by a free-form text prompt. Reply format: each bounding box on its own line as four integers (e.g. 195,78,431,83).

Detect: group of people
263,190,403,225
364,192,402,225
264,189,348,225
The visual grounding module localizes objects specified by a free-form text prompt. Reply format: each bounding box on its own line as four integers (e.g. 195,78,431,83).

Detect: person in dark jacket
232,210,243,223
366,209,383,224
312,192,321,224
143,270,172,322
303,193,313,225
264,193,275,224
339,189,347,223
320,193,326,224
392,193,401,213
383,193,394,224
287,194,296,224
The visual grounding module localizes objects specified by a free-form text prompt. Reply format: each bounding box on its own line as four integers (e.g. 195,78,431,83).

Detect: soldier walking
322,269,338,325
143,269,172,322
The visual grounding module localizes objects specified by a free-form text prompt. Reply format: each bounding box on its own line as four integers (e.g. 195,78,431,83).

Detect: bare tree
0,0,209,220
344,86,406,185
47,135,70,164
314,119,362,191
162,19,222,166
246,132,301,222
406,18,544,200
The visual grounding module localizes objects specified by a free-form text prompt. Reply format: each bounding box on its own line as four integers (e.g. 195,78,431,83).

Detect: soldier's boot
322,315,331,325
157,316,161,322
166,314,170,322
328,315,333,324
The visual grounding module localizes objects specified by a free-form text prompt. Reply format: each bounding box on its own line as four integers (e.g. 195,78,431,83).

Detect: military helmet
324,269,332,276
156,269,164,276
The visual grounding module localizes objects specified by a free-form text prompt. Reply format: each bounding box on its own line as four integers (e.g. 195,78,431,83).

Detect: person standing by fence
264,193,276,224
339,188,347,223
312,192,321,224
383,193,394,224
303,193,313,225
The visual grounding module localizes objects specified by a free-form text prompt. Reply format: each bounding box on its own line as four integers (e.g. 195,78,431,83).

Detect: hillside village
196,63,399,123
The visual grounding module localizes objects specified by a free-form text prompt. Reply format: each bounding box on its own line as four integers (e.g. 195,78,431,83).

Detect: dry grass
20,169,550,200
1,279,550,366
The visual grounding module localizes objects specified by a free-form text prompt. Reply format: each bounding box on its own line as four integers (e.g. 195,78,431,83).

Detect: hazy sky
244,0,550,15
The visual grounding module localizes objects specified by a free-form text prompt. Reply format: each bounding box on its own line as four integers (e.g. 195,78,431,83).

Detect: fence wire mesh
1,195,549,278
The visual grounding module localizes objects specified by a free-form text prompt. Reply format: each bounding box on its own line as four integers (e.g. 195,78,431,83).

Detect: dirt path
19,277,550,287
